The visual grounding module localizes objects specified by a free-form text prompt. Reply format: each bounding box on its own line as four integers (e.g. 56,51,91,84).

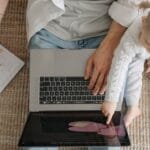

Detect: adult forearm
99,20,127,54
86,20,127,94
0,0,9,23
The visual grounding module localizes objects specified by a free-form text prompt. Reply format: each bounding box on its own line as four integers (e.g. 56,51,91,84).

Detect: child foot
124,106,141,127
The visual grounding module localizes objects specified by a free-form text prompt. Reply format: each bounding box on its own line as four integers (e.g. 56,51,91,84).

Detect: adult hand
84,21,126,96
84,46,113,95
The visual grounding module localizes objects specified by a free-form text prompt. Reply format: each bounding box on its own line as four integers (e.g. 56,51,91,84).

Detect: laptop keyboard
40,77,105,104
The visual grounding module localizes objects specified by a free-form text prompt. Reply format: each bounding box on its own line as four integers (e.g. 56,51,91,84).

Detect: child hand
101,101,117,125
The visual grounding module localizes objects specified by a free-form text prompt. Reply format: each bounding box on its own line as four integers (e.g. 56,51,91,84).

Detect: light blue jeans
29,29,105,49
26,29,120,150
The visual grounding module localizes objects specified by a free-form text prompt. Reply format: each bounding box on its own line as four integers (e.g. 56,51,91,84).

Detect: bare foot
124,106,141,127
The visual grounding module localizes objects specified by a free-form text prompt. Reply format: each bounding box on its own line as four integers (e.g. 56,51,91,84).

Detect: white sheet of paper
0,44,24,93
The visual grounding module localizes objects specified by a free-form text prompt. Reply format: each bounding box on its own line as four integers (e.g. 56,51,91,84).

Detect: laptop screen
19,111,130,147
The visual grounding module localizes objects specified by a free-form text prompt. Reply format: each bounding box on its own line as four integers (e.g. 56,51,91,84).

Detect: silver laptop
19,49,130,147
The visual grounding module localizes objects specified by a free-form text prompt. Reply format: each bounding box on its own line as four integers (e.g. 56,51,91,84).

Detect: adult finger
85,58,93,80
93,73,104,95
88,67,99,90
99,76,107,94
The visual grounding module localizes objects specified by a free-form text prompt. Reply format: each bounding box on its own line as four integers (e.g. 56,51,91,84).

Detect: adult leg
29,29,105,50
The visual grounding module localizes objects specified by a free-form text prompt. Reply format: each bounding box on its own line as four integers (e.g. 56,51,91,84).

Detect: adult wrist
98,31,126,55
97,37,118,55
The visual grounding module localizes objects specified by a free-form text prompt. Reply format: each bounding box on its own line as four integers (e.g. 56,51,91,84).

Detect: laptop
19,49,130,147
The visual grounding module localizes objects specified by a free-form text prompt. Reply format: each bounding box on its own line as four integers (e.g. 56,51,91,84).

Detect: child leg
124,58,145,127
124,106,141,127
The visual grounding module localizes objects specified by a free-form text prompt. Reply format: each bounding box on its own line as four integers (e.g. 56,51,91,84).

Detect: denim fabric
29,29,105,49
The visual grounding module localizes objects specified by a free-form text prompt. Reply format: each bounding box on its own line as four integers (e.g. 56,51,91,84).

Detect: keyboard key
51,82,55,86
50,77,54,81
60,92,64,96
61,82,65,86
40,77,44,82
55,77,59,81
49,87,52,91
65,91,69,95
60,77,65,81
62,96,66,100
71,82,75,86
66,82,70,86
64,87,67,91
45,77,49,82
56,82,60,86
69,87,72,91
67,96,71,100
76,82,80,86
54,87,58,91
73,87,77,91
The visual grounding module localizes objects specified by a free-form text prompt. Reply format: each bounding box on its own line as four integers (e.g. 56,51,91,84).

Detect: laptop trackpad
19,111,130,147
